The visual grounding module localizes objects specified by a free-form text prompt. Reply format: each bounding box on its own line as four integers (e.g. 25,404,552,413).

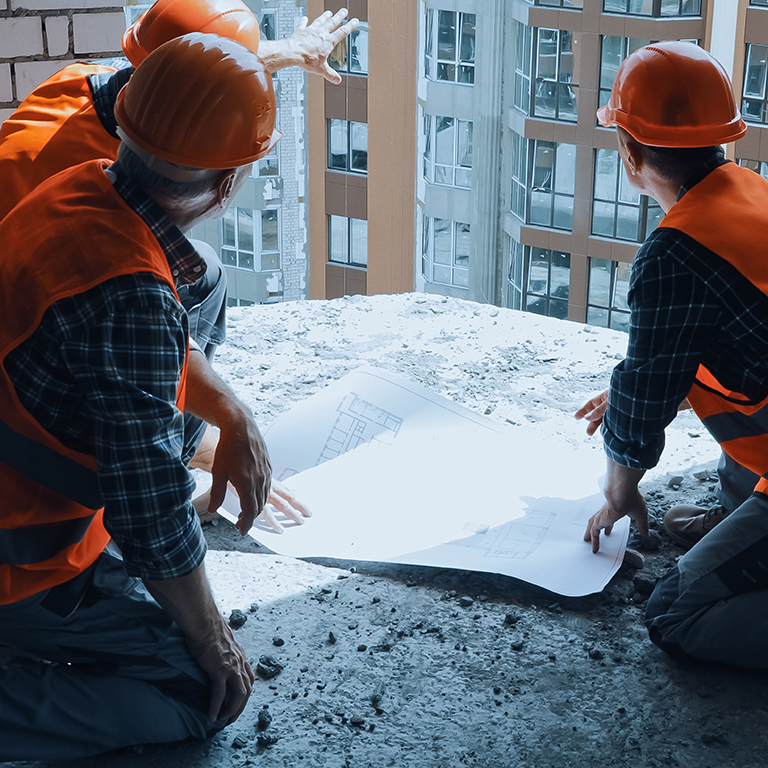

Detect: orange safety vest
0,62,121,221
0,159,188,604
660,161,768,495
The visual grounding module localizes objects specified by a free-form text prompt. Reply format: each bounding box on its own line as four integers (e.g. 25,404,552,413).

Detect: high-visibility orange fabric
660,162,768,490
0,160,188,604
0,63,120,222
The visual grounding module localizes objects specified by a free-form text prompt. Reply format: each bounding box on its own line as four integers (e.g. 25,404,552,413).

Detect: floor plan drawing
450,510,557,560
315,392,402,466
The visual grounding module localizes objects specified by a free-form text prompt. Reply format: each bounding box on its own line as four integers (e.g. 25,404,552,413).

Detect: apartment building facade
410,0,768,331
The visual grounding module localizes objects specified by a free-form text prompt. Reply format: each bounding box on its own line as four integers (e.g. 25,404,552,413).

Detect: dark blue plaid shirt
603,158,768,469
4,165,208,581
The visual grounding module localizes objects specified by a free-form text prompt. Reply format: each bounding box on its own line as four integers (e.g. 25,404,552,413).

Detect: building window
528,0,583,6
423,114,473,188
592,149,662,242
424,9,476,85
513,24,578,122
507,238,571,320
329,215,367,267
327,119,368,174
587,258,632,332
329,22,369,75
599,37,650,108
738,158,768,181
221,207,281,271
602,0,701,15
226,298,257,308
510,132,576,230
422,217,470,288
744,44,768,124
254,143,279,178
751,0,768,5
258,11,277,41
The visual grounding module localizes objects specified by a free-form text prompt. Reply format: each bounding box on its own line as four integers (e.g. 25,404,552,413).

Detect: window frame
591,148,662,242
513,23,579,123
421,216,470,288
510,132,576,231
221,206,281,272
602,0,701,16
506,238,571,320
328,215,368,268
327,118,368,174
424,9,476,85
586,257,633,332
743,43,768,125
422,113,473,188
329,21,369,76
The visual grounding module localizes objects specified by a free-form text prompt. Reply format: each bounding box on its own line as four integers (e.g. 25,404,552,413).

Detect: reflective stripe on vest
0,417,103,510
661,163,768,490
0,515,95,566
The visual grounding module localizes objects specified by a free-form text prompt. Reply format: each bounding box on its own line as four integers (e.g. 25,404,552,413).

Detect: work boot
663,504,731,550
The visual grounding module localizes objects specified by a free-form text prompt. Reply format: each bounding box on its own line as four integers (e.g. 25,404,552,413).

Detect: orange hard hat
597,41,747,148
114,32,280,176
122,0,261,66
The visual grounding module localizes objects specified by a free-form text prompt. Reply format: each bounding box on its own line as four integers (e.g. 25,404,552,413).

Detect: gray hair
112,143,222,201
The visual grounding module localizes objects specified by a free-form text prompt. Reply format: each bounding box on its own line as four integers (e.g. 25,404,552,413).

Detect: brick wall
0,0,126,122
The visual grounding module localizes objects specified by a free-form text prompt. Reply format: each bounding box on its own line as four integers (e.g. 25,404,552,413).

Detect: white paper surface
219,367,628,597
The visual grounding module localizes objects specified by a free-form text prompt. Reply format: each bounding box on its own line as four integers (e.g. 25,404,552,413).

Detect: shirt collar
106,165,206,287
87,62,134,139
677,154,731,202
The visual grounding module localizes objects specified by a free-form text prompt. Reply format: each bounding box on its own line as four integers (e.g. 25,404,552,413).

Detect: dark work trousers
646,405,768,667
0,545,222,759
178,239,227,465
0,242,229,759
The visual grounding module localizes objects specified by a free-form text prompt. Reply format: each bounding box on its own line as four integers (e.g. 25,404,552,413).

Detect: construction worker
0,0,358,221
0,0,354,522
576,41,768,668
0,33,287,758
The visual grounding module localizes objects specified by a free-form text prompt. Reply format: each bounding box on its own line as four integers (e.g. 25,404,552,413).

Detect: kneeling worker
578,41,768,668
0,33,284,758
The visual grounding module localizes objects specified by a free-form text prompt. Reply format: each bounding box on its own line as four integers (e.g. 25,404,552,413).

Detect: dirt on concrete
6,294,767,768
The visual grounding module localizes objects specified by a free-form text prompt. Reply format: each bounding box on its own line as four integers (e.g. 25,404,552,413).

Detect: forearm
603,456,646,508
145,563,221,642
185,349,251,429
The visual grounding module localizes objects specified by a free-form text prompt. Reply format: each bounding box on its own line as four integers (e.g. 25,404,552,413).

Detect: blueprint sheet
218,366,628,597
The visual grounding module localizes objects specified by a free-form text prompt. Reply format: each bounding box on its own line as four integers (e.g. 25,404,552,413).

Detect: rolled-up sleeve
603,233,723,470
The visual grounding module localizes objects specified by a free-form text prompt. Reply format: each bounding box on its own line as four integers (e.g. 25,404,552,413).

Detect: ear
216,170,238,208
620,133,643,177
